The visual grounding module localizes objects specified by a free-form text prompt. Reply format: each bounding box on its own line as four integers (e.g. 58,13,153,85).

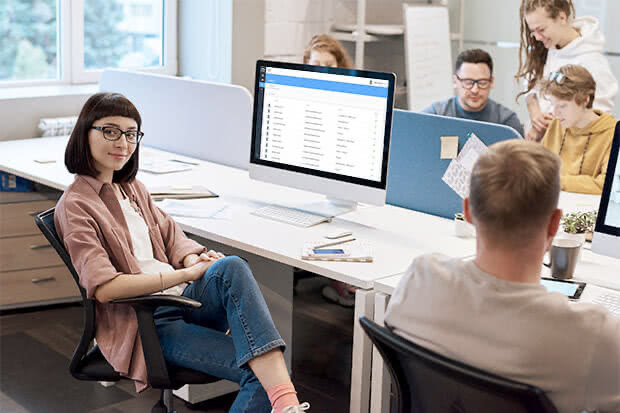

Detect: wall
178,0,232,83
231,0,333,93
231,0,266,93
264,0,333,63
0,90,91,141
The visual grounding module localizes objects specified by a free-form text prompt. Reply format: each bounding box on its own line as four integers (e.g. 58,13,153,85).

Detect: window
0,0,177,87
0,0,59,82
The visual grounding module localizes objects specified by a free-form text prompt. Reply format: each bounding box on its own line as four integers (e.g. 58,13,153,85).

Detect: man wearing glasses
423,49,525,137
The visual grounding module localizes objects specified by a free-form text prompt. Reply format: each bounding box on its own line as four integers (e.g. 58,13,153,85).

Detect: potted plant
559,211,597,244
454,212,474,238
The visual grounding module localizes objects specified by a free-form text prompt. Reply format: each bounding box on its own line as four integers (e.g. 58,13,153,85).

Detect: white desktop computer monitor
249,60,396,217
592,121,620,258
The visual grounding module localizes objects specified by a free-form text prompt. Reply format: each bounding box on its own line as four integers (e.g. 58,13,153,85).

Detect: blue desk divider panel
386,110,522,219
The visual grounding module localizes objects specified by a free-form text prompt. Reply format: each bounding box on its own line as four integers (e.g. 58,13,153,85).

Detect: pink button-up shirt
55,175,205,392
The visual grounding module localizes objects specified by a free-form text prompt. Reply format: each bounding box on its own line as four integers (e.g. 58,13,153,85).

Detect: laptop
579,282,620,318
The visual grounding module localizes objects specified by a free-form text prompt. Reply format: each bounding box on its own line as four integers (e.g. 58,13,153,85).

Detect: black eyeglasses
456,75,492,90
91,126,144,144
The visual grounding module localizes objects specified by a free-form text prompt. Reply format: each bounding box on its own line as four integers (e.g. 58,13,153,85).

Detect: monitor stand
290,197,358,218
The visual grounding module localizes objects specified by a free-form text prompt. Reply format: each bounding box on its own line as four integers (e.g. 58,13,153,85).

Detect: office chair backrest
359,317,559,413
35,208,99,380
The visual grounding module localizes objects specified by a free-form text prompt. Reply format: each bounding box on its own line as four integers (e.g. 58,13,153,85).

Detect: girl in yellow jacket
539,64,617,194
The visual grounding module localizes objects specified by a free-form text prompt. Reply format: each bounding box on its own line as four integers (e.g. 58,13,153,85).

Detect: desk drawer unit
0,194,80,310
0,200,56,237
0,234,64,272
0,266,78,308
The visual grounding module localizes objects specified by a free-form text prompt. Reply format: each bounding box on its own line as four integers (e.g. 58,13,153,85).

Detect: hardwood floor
0,276,354,412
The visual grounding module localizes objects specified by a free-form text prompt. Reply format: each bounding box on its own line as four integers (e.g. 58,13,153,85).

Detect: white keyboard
251,205,329,228
592,293,620,317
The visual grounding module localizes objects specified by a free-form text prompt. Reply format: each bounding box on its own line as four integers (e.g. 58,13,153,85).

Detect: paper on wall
442,159,470,199
442,133,488,198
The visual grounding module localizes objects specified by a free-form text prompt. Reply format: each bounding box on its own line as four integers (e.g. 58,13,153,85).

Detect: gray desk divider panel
99,70,252,170
386,110,522,219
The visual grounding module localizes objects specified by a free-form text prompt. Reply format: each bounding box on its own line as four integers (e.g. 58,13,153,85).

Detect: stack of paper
150,185,218,201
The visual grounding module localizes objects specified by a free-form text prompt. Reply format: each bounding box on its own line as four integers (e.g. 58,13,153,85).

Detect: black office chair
35,208,220,413
359,316,559,413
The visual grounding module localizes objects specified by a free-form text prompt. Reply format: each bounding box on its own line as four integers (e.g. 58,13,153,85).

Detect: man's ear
548,208,562,240
453,74,458,90
490,75,495,90
463,198,474,224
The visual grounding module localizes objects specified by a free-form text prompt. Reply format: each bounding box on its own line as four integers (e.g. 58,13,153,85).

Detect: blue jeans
154,256,286,412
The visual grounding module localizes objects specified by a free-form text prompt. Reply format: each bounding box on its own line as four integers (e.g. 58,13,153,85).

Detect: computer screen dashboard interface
593,121,620,258
250,60,396,198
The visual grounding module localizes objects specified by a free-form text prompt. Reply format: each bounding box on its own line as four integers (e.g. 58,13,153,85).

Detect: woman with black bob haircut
65,92,141,183
55,93,309,413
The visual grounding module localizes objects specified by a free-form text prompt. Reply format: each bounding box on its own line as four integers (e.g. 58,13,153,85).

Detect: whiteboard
403,5,454,111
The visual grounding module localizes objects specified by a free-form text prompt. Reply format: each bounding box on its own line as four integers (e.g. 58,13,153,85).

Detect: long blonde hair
515,0,575,101
303,34,352,69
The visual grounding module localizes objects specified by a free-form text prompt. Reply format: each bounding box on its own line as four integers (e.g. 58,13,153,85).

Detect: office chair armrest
109,295,201,389
111,294,202,309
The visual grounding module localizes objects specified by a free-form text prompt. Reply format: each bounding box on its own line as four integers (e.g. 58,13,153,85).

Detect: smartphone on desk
310,248,350,258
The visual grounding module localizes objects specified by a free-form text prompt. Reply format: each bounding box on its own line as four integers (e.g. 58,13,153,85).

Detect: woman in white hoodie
516,0,617,142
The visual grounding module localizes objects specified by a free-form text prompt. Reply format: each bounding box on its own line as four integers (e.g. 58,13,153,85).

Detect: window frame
0,0,177,88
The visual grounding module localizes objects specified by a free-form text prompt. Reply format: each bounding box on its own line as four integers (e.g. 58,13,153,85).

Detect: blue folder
386,110,522,219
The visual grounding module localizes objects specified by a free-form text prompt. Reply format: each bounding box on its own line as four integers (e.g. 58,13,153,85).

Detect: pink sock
266,382,300,413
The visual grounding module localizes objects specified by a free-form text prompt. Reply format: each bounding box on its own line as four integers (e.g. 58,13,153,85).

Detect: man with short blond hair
468,139,561,246
385,140,620,413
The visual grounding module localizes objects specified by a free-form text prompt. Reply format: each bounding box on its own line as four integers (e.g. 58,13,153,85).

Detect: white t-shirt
532,16,618,115
384,253,620,413
118,197,187,296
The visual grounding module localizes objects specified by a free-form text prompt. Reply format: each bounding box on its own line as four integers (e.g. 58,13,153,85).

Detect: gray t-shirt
384,253,620,413
423,96,524,137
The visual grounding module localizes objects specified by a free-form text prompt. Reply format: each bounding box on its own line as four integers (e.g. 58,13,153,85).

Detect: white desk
0,136,478,412
4,136,616,412
558,190,601,213
369,245,620,413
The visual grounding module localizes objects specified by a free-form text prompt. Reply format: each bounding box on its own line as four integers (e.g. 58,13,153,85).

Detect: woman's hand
183,259,216,282
184,250,225,268
530,111,553,134
199,250,226,261
525,127,545,142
